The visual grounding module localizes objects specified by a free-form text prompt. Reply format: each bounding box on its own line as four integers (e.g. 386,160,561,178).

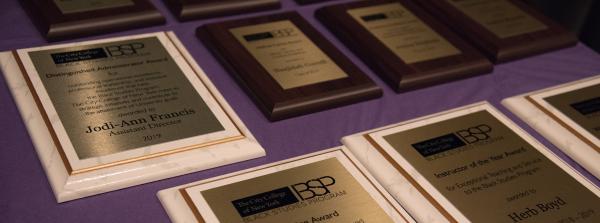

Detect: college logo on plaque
0,32,265,202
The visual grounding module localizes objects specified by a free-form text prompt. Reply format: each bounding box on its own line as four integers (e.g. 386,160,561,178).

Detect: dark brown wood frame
316,0,493,92
197,12,382,121
21,0,165,41
416,0,577,63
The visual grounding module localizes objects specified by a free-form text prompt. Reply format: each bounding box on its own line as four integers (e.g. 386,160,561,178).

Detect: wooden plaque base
198,12,382,121
164,0,281,21
22,0,165,41
317,0,493,92
417,0,577,63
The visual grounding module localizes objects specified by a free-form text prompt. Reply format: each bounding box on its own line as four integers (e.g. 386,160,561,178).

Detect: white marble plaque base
502,75,600,179
158,147,415,223
0,31,265,202
341,102,600,223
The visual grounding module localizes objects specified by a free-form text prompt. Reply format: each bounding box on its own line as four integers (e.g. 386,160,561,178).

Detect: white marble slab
502,75,600,179
0,31,265,202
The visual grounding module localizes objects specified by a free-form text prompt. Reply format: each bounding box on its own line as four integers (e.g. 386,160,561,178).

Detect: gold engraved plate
28,37,224,160
230,20,348,90
200,158,395,223
382,111,600,222
348,3,460,64
446,0,547,38
53,0,134,14
545,84,600,140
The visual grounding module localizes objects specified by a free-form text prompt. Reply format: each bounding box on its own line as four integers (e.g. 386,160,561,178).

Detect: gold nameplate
27,36,225,160
447,0,547,38
53,0,134,14
348,3,460,64
382,110,600,222
230,20,348,90
195,157,395,223
544,83,600,140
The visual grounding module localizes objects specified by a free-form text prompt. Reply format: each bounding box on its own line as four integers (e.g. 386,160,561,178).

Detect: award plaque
158,147,416,223
342,102,600,222
0,32,265,202
21,0,165,41
503,75,600,179
163,0,281,21
416,0,577,63
317,0,493,92
198,12,382,121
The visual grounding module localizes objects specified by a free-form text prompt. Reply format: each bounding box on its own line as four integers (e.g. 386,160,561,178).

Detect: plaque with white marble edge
502,75,600,179
342,102,600,223
0,31,265,202
157,147,416,223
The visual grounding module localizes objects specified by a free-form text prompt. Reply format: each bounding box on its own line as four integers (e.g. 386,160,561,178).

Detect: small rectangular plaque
416,0,577,63
163,0,280,21
342,102,600,222
22,0,164,40
230,20,347,90
317,0,492,92
198,12,382,121
158,148,415,223
446,0,547,38
503,75,600,179
348,3,460,64
1,32,265,202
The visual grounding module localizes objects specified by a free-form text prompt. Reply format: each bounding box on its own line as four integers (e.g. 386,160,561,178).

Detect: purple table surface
0,0,599,222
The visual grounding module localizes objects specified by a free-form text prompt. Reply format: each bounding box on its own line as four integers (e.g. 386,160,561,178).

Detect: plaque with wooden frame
197,12,382,121
316,0,493,92
21,0,165,41
0,31,265,202
163,0,281,22
416,0,577,63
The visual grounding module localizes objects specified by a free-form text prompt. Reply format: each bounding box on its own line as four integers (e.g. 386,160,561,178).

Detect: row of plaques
23,0,323,40
1,28,599,222
23,0,577,121
2,0,597,222
160,100,600,223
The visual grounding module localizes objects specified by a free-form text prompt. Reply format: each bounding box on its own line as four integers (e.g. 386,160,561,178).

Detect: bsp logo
104,42,145,57
270,28,295,38
455,124,492,144
290,176,336,200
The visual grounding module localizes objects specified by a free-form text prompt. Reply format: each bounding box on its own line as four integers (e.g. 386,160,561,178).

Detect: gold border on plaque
526,96,600,153
13,32,247,175
178,149,411,223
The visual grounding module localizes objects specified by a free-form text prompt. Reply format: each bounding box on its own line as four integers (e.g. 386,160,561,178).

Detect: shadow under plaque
21,0,165,41
163,0,281,21
197,11,382,121
416,0,577,63
316,0,493,92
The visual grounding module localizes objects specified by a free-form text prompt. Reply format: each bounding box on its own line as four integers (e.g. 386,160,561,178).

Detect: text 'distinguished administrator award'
0,32,265,202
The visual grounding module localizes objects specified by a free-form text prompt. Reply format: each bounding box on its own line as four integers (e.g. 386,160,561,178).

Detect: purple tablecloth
1,0,599,222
